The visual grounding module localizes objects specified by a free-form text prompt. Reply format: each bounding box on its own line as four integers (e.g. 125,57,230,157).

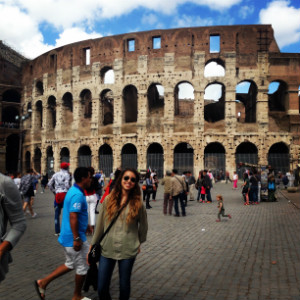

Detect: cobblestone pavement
1,182,300,300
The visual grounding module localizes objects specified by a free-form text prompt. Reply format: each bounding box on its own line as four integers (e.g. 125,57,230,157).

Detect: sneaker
228,214,232,219
54,233,60,236
174,214,180,217
31,212,37,218
216,219,221,222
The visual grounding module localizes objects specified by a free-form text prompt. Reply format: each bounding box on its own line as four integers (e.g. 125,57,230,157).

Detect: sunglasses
123,176,136,183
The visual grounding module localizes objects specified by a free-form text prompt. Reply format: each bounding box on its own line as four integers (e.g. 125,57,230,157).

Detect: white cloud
55,28,101,48
259,0,300,48
204,84,222,101
204,62,225,77
239,5,254,19
174,15,214,28
142,13,158,26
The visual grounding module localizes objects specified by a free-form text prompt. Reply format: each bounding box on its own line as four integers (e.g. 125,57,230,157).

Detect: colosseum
1,25,300,178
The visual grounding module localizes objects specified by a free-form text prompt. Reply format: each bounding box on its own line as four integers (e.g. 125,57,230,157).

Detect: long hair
106,168,141,224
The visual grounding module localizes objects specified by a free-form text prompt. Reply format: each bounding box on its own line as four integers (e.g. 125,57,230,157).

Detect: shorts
64,241,89,275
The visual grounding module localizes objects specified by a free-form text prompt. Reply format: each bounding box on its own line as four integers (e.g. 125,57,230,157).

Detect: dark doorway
6,134,19,172
268,142,289,174
99,144,113,176
60,147,70,163
121,144,137,169
235,142,258,178
204,143,225,177
78,146,92,167
147,143,164,178
174,143,194,175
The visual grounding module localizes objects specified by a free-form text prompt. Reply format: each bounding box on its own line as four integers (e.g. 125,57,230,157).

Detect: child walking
216,194,232,222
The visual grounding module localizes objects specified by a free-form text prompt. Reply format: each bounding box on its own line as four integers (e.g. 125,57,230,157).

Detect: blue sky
0,0,299,59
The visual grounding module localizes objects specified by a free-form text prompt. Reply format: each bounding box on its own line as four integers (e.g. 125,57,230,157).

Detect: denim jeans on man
206,188,212,202
173,192,186,216
250,185,258,203
98,255,136,300
54,203,63,234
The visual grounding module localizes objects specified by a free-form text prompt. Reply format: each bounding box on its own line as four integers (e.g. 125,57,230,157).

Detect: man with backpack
48,163,71,236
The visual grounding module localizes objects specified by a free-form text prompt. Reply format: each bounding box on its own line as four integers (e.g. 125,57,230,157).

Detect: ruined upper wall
22,25,280,84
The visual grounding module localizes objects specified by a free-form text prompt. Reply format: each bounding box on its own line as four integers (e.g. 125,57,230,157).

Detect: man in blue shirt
34,167,92,300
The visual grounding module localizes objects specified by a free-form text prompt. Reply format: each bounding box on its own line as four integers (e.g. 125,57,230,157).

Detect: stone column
113,94,122,136
257,88,269,133
91,97,99,136
163,90,174,135
72,98,81,138
137,91,147,136
225,89,237,134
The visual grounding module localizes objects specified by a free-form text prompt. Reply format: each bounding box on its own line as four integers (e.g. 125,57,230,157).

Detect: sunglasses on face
123,176,136,183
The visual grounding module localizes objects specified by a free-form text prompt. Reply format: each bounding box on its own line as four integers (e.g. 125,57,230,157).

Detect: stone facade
4,25,300,176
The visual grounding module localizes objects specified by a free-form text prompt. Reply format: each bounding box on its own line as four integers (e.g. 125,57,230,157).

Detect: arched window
35,100,43,128
204,59,225,78
123,85,138,123
204,83,225,122
80,89,92,119
25,151,31,170
6,134,19,172
100,89,114,125
236,81,257,123
46,146,54,176
47,96,56,129
100,67,115,84
62,92,73,126
268,81,288,111
36,81,44,96
2,106,19,127
174,82,194,116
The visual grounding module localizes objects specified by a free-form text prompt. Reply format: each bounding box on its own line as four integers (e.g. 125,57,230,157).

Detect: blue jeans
250,186,258,203
54,203,63,234
206,188,212,202
173,193,186,216
98,255,136,300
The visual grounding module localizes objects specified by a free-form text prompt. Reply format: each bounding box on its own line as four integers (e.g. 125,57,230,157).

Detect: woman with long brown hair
91,168,148,300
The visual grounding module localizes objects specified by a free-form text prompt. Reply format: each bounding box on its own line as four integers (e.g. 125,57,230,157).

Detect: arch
47,96,56,128
123,85,138,123
204,59,225,77
78,145,92,167
147,83,164,112
46,146,54,176
121,143,137,169
204,142,225,175
99,144,113,176
268,80,288,111
100,89,114,125
33,147,42,173
204,82,225,122
80,89,92,119
1,106,19,127
147,143,164,178
174,82,194,116
236,80,257,123
60,147,70,163
235,142,258,178
268,142,289,174
173,142,194,174
62,92,73,126
36,80,44,96
100,67,115,84
2,89,21,103
35,100,43,128
6,134,19,172
25,151,31,171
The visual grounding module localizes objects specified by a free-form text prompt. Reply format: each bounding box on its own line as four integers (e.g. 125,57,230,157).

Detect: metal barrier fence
99,154,113,177
173,153,194,175
147,153,164,178
121,154,137,169
235,153,258,178
268,153,290,174
204,153,225,175
78,155,91,167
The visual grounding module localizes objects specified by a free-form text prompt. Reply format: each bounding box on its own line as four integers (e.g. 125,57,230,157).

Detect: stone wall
19,25,300,176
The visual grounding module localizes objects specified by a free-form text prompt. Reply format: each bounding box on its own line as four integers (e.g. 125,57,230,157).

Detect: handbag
88,202,127,265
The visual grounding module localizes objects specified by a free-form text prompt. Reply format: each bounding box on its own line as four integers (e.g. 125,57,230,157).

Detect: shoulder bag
88,202,127,265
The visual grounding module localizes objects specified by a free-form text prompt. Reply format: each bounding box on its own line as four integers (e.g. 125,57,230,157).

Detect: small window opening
153,36,161,49
84,48,90,65
128,39,135,52
210,35,220,53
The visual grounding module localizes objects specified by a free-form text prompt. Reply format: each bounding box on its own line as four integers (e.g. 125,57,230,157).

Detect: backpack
268,181,275,190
